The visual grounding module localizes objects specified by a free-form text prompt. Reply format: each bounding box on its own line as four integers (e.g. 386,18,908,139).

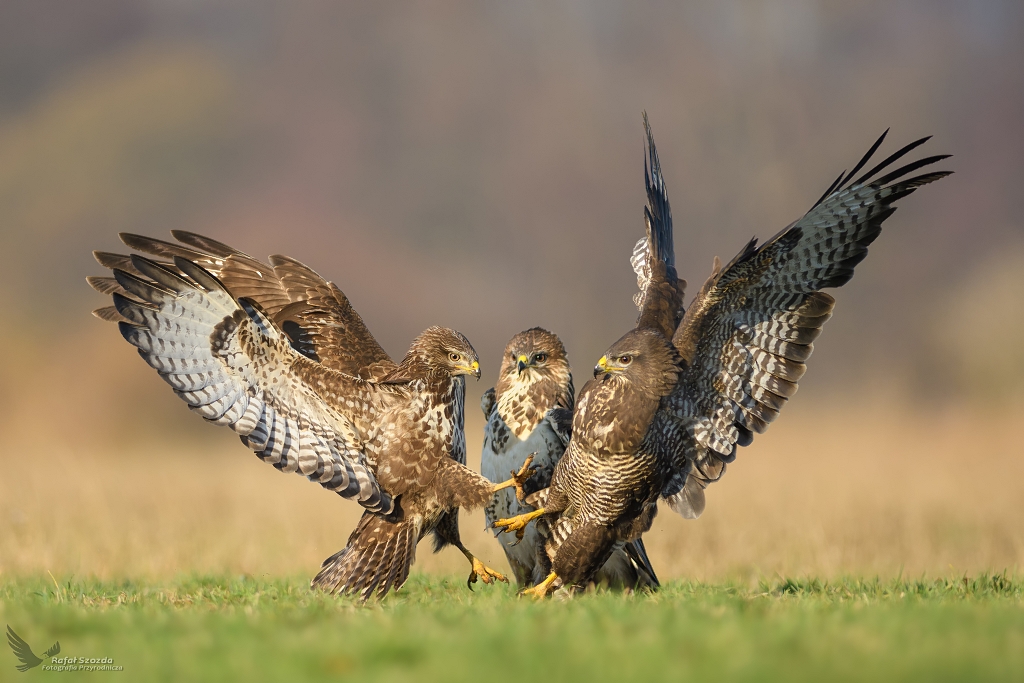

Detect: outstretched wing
90,232,396,380
657,131,952,518
6,626,41,671
92,252,394,513
630,113,686,339
43,642,60,658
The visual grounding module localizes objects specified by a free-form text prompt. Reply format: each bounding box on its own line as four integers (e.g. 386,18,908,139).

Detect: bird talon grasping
492,507,546,539
510,453,537,503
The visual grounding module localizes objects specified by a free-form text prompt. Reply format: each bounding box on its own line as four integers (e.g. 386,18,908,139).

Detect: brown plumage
481,328,659,590
89,232,531,599
495,116,952,596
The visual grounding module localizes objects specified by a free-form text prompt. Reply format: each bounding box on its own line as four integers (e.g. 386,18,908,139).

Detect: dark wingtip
839,128,890,188
853,134,934,187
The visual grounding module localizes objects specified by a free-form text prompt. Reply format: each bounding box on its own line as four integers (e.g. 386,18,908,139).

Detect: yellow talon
468,557,508,589
460,544,508,590
519,571,559,599
491,454,537,503
491,508,546,544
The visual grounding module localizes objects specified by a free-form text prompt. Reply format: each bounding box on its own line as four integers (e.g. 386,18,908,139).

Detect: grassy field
1,573,1022,682
1,399,1022,680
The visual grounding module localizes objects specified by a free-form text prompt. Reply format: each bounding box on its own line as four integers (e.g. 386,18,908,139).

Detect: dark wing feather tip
663,133,949,519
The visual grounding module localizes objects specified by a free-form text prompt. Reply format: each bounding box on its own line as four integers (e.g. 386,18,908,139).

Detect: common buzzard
89,232,535,599
481,328,658,590
494,116,951,597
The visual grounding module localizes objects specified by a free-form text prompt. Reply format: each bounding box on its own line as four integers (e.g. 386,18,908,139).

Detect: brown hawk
481,328,658,590
88,232,535,599
494,116,952,597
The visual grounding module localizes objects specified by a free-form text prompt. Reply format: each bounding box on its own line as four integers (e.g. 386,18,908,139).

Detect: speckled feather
542,122,951,589
89,235,496,600
481,328,659,590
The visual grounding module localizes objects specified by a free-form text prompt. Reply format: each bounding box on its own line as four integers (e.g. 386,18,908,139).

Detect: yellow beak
517,354,529,374
470,360,480,379
594,355,609,377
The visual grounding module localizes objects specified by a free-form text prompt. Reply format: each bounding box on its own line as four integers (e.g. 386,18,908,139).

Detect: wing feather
94,252,394,513
114,231,396,378
658,133,952,518
632,114,686,338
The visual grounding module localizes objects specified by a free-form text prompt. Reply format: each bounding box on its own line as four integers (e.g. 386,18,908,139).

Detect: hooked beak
593,355,608,378
457,359,480,379
517,355,529,375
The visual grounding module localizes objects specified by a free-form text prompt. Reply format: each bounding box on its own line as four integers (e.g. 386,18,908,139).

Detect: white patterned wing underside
108,254,393,514
630,237,651,311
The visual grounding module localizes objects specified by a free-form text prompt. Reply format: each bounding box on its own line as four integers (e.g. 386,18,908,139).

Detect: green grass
1,574,1022,682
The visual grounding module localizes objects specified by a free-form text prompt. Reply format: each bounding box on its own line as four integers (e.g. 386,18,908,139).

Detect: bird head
593,328,680,397
412,326,481,379
497,327,570,386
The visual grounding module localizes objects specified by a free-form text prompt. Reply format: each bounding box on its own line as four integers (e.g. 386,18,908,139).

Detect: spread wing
6,626,41,671
657,131,952,518
90,231,396,380
91,252,394,513
630,113,686,339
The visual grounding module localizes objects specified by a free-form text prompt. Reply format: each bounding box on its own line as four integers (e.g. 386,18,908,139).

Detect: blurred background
1,0,1021,582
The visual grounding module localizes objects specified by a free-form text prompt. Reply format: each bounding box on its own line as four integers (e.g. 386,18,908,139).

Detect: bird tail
623,537,660,590
311,512,418,600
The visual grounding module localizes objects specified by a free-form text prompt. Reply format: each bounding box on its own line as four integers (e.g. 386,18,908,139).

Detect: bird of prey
494,115,951,597
6,626,59,672
481,328,659,590
88,232,535,599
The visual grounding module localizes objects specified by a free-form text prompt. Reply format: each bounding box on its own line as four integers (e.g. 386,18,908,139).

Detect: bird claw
518,572,559,599
510,453,537,504
491,509,540,541
467,557,508,590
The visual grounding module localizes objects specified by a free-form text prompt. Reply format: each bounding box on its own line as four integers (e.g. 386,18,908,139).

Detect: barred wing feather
658,131,951,518
631,112,686,339
104,253,393,514
94,231,396,380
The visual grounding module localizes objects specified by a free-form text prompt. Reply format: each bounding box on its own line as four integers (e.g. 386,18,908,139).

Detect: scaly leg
458,543,508,589
491,454,537,504
520,571,559,599
491,507,547,544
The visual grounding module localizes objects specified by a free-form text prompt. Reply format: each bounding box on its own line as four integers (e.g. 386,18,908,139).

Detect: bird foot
519,571,559,600
491,508,546,545
509,453,537,503
467,557,508,590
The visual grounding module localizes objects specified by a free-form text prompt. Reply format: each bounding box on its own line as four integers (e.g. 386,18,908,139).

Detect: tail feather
623,538,660,590
311,512,418,601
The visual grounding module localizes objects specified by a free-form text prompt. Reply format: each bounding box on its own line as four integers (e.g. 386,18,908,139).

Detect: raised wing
630,113,686,339
92,252,394,513
90,231,396,380
658,131,951,518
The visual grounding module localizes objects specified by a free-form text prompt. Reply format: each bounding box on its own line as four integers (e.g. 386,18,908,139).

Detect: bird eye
619,355,632,365
449,352,461,362
534,353,547,363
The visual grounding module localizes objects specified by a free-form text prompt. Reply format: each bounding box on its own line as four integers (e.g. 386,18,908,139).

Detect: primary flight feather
494,116,952,597
89,232,535,599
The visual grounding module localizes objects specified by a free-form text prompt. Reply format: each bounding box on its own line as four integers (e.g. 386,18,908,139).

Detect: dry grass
1,397,1021,583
